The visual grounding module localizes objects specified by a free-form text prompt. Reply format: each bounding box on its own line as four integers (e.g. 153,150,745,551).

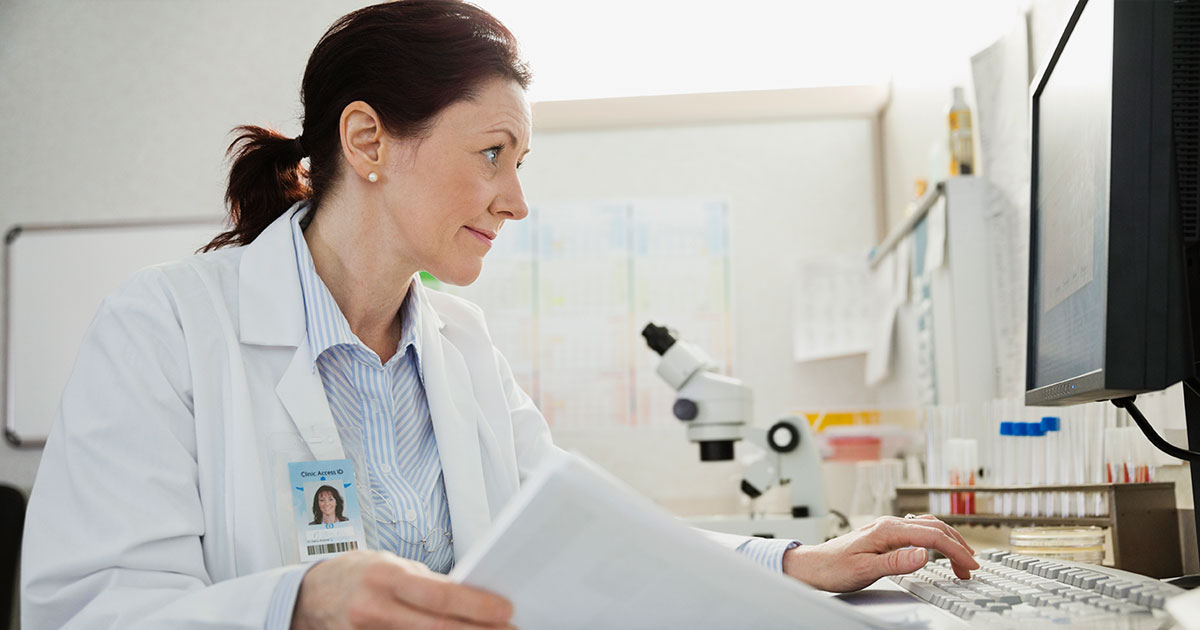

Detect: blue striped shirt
290,207,455,574
264,203,797,628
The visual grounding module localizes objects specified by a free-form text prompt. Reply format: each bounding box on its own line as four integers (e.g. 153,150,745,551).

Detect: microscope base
683,514,829,545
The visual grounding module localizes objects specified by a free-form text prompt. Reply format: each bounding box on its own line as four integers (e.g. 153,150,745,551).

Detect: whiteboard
4,219,225,447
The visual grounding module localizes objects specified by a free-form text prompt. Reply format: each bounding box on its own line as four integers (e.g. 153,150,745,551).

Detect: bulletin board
3,219,224,447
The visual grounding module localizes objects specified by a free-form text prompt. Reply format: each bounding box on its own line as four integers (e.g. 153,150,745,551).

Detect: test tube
1015,421,1030,516
923,407,937,516
948,438,962,515
964,438,978,515
1000,421,1015,516
1029,421,1045,517
1092,404,1112,516
1042,416,1064,516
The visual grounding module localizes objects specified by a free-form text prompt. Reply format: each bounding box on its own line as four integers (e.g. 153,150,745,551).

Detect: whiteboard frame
3,217,226,448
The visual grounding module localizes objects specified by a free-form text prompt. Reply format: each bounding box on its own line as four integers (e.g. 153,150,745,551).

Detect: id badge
289,458,368,562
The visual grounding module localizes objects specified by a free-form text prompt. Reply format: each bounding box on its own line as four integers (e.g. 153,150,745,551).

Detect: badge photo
288,459,368,562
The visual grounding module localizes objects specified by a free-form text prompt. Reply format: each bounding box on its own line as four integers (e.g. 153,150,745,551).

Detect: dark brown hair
309,485,348,525
204,0,531,251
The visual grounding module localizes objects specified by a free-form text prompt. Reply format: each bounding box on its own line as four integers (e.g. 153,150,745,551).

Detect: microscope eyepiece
641,323,676,355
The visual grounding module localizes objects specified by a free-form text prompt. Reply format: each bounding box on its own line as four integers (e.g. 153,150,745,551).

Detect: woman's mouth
465,226,494,247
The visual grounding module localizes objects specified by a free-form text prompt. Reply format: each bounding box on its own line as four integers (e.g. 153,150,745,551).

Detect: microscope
641,323,829,543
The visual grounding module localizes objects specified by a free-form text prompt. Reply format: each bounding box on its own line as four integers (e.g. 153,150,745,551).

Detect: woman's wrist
782,544,813,583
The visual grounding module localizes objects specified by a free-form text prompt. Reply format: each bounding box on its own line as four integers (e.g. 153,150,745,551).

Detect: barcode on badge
306,541,359,555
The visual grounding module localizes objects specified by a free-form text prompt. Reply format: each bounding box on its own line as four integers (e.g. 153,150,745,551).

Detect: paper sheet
865,305,898,387
971,18,1032,214
972,19,1033,399
864,238,911,387
792,256,873,362
451,452,890,630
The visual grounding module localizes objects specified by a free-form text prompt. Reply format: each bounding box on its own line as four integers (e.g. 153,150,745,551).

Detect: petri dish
1009,526,1106,564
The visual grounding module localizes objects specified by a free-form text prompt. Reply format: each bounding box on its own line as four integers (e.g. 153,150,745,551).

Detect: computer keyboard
888,549,1185,628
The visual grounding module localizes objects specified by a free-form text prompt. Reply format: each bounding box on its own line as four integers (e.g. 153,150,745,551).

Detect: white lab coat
21,206,750,629
18,207,552,628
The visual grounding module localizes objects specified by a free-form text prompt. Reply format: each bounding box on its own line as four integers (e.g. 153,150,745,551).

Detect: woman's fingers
361,596,514,630
392,568,513,627
295,551,514,630
900,514,975,554
884,521,979,578
876,546,931,577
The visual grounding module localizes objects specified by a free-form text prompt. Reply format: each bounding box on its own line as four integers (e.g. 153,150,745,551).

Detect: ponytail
202,126,310,252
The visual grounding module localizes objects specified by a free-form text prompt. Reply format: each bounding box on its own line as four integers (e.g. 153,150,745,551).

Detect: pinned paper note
792,256,873,363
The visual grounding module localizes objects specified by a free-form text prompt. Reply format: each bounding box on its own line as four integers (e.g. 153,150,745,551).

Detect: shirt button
405,508,418,522
380,464,393,474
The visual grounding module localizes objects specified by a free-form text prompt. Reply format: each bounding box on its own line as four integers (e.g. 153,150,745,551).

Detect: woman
310,486,350,526
21,1,978,629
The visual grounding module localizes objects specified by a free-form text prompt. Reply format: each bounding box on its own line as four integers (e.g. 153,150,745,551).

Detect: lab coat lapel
275,338,345,461
239,202,343,461
419,303,491,558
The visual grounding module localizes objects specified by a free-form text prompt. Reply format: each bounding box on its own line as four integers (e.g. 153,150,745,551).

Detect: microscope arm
738,418,828,518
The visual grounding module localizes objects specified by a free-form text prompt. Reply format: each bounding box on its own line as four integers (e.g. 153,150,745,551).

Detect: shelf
897,482,1174,493
927,515,1111,527
531,84,891,132
895,482,1182,578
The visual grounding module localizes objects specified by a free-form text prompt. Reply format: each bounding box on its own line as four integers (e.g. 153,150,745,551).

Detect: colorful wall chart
438,199,732,430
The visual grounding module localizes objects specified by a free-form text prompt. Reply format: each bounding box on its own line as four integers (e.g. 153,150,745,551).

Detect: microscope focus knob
673,398,699,421
767,420,800,453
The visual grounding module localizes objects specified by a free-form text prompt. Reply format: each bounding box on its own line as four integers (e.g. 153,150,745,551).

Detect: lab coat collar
239,201,310,348
239,202,340,461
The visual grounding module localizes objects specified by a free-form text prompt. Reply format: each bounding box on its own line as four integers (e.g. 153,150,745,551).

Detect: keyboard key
1042,564,1067,579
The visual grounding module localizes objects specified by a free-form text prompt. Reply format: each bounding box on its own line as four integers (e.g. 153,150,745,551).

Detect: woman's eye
484,147,500,164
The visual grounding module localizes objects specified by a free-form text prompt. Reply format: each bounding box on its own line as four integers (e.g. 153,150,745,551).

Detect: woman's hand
782,514,979,593
292,550,514,630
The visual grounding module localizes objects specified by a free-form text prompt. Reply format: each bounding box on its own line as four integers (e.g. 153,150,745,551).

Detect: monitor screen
1028,0,1113,391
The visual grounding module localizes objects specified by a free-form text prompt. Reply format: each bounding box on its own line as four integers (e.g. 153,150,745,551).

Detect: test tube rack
895,482,1182,578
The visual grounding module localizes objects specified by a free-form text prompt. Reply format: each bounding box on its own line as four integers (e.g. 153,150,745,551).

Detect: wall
0,0,366,494
517,118,888,510
0,3,888,508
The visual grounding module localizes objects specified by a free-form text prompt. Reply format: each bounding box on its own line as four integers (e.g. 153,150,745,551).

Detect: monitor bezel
1025,0,1186,406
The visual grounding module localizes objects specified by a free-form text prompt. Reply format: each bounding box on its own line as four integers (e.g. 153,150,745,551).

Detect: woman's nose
493,171,529,221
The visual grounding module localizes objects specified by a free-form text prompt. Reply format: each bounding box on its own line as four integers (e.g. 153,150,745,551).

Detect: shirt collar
290,204,425,366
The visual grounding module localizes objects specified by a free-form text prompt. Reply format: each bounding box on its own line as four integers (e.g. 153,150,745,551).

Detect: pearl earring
367,172,378,183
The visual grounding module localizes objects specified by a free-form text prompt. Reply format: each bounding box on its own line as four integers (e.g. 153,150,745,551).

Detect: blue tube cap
1013,422,1029,436
1042,416,1061,432
1028,423,1045,437
1000,421,1014,436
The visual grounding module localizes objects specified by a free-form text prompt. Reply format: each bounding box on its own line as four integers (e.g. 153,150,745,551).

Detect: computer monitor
1026,0,1199,407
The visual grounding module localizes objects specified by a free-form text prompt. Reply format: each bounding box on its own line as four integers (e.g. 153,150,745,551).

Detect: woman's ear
340,101,385,182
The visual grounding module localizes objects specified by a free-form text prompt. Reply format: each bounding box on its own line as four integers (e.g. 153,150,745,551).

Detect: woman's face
378,77,532,286
318,491,337,517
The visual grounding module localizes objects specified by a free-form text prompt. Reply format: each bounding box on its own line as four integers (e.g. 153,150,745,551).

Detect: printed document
450,452,890,630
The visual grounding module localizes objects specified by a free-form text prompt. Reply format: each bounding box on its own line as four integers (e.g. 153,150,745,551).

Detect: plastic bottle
948,86,975,175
